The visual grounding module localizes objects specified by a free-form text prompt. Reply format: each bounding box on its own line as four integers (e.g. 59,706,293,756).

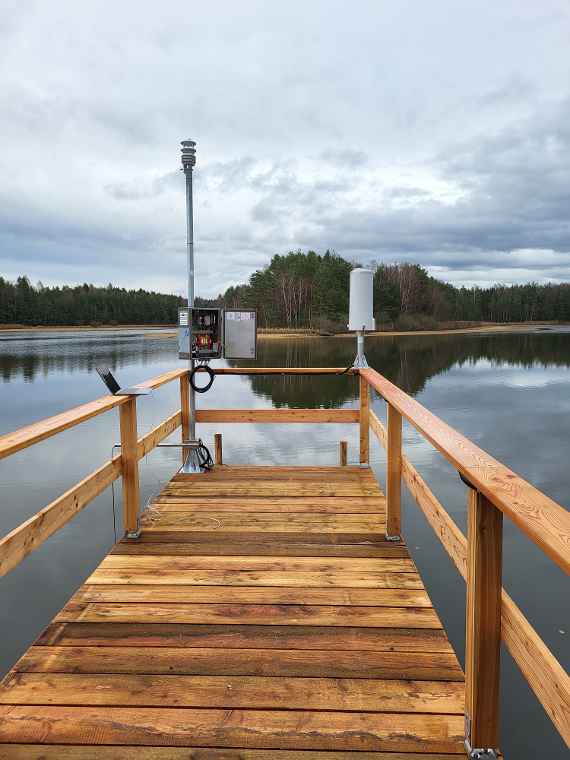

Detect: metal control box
178,307,257,360
224,310,257,359
178,308,223,360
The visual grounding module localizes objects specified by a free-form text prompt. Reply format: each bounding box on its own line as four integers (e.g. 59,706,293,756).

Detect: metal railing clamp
464,715,498,759
125,517,141,541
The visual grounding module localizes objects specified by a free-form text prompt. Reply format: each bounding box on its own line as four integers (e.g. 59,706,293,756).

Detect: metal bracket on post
352,329,368,368
464,716,499,760
125,525,141,540
181,439,210,473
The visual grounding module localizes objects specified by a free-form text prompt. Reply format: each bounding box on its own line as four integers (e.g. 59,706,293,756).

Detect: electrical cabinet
178,308,223,360
224,310,257,359
178,307,257,360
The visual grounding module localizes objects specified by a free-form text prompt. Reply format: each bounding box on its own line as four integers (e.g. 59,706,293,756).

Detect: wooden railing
0,363,568,754
360,367,570,753
0,368,187,575
0,366,360,575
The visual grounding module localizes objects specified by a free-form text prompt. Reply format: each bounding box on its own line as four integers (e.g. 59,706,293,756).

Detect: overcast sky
1,1,570,297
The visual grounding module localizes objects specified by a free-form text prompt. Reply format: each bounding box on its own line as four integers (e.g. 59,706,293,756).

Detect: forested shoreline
218,250,570,330
0,278,183,326
2,250,570,329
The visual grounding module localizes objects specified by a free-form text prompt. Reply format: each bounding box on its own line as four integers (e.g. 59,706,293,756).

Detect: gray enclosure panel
224,310,257,359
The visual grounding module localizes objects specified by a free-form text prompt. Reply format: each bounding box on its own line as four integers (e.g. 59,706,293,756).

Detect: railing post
386,403,402,540
465,487,503,754
119,398,141,539
359,373,369,465
214,433,223,465
339,440,348,466
180,373,190,465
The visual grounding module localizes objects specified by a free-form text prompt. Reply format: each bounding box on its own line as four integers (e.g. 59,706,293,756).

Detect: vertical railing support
386,403,402,540
465,487,503,754
214,433,223,465
359,373,369,465
180,373,190,465
119,398,141,539
339,440,348,466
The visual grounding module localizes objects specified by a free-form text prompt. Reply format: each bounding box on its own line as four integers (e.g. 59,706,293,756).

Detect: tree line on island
215,250,570,330
2,250,570,329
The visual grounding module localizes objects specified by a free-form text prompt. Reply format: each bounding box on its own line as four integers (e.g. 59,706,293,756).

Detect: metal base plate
181,444,208,474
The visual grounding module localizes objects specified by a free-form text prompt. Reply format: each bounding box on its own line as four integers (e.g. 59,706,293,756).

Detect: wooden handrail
212,367,357,375
369,409,570,748
195,409,359,423
0,368,186,463
361,367,570,575
0,409,183,577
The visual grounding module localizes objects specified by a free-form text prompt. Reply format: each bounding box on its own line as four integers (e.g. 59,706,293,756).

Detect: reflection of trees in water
230,332,570,407
0,337,175,383
3,330,569,405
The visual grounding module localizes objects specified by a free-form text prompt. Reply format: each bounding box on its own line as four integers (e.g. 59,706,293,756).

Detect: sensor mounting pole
181,139,205,473
353,329,368,368
181,140,196,441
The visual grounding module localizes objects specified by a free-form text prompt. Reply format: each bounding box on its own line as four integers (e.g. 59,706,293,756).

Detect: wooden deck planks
35,622,457,652
15,645,464,681
0,464,465,755
0,749,468,760
0,706,464,752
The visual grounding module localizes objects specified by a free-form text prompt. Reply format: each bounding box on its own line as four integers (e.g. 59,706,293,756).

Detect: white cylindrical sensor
348,268,375,331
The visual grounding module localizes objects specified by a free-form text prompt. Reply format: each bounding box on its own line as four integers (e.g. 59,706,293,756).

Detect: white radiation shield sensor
348,268,374,368
348,268,375,331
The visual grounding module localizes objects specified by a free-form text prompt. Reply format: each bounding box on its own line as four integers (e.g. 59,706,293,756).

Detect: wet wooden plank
133,530,388,544
86,568,424,588
95,555,416,573
110,541,403,557
55,602,441,629
172,468,375,481
160,483,381,497
152,497,385,513
0,673,464,714
36,623,455,652
139,513,387,532
0,747,467,760
71,584,430,606
15,646,463,681
0,706,465,752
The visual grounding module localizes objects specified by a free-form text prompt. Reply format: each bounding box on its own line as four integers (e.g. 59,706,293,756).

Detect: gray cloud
1,1,570,295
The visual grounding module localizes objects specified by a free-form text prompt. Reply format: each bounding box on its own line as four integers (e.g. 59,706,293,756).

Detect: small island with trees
1,250,569,332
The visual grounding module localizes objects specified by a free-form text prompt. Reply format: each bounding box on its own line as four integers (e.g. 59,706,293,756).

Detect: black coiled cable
189,364,215,393
195,438,214,470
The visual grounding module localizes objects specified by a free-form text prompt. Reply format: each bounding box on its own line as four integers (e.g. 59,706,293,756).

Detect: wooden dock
0,465,465,757
1,365,568,756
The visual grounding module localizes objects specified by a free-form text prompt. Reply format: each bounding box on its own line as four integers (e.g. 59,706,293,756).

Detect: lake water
0,326,568,758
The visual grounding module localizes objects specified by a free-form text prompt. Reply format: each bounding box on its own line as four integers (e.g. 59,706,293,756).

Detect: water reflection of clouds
435,362,570,389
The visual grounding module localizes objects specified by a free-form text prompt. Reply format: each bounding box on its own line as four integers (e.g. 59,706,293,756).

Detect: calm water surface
0,327,568,758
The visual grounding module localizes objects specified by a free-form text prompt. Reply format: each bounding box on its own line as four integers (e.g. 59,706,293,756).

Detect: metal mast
181,140,197,442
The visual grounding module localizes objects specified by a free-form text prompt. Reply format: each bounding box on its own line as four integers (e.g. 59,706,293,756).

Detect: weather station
348,266,375,368
179,140,257,472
